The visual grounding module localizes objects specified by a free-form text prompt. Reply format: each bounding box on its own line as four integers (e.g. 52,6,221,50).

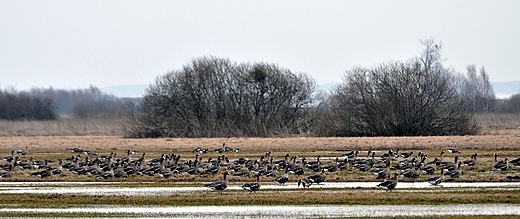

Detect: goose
373,165,390,179
400,151,414,159
275,174,289,185
242,174,261,193
337,157,349,170
15,146,29,156
31,167,52,178
307,170,326,184
461,153,477,167
506,175,520,180
493,157,509,171
305,155,322,172
511,158,520,169
2,151,15,162
30,157,48,169
447,148,460,154
201,159,221,175
193,147,209,154
421,163,437,175
306,155,322,167
298,177,313,189
50,160,63,175
213,143,229,153
426,168,444,186
233,171,252,178
446,162,462,179
342,150,358,159
1,163,15,171
286,158,305,175
377,173,398,192
204,171,230,195
83,150,97,156
510,157,520,166
441,155,459,171
273,153,291,169
401,165,421,181
67,147,84,153
0,170,12,178
380,150,394,159
96,167,114,179
323,158,339,173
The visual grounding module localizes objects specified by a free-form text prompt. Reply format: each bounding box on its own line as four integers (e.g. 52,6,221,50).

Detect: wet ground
1,204,519,218
1,181,520,195
1,182,519,218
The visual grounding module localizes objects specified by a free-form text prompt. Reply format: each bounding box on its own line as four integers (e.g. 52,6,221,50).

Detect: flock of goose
1,144,520,194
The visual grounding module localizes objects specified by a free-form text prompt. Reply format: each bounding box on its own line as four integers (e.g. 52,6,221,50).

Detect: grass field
1,116,520,218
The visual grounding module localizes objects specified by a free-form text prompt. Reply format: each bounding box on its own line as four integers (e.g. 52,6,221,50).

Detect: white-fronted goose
242,174,261,193
298,177,313,189
377,173,398,192
204,171,230,195
427,168,444,186
461,153,477,166
275,174,289,185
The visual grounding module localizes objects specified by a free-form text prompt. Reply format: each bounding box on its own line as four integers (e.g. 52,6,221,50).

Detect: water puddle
1,204,519,218
1,182,520,196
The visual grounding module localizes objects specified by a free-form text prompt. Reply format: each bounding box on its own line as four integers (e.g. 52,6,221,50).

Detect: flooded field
1,204,519,218
1,181,520,195
0,181,519,218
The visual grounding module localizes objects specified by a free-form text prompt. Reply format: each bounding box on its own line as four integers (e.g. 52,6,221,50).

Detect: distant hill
100,81,519,99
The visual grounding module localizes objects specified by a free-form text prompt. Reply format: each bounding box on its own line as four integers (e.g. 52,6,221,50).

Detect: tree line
0,90,56,120
0,86,127,120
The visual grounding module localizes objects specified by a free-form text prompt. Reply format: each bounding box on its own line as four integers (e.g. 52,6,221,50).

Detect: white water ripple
1,204,519,218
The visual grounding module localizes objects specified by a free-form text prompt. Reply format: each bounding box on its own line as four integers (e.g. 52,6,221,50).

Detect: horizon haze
1,1,520,92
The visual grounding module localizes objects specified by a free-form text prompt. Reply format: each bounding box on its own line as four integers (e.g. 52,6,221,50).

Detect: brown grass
0,116,123,137
1,132,519,154
1,131,520,182
1,116,520,182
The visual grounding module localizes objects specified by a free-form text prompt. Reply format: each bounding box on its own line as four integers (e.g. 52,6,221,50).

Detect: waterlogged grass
1,188,519,208
381,216,520,219
1,211,519,219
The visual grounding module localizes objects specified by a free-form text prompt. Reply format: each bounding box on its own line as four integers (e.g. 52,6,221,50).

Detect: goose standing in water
298,177,313,189
377,173,398,192
204,171,230,195
242,174,261,193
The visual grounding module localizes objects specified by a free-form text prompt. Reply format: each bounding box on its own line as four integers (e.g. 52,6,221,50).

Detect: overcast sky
1,1,519,91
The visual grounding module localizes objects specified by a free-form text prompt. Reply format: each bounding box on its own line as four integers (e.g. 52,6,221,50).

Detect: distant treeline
0,86,135,120
0,90,56,120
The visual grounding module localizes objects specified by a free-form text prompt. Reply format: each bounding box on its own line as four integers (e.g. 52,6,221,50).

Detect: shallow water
1,182,519,196
1,182,519,218
1,204,519,218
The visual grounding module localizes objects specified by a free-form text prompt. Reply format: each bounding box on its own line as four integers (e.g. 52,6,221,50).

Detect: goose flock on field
1,144,520,194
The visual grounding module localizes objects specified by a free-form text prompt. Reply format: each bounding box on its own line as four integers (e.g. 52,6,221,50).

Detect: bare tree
123,56,316,138
460,65,496,113
330,40,479,136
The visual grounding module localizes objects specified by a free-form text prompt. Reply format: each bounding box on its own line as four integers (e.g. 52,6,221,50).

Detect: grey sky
1,1,519,91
